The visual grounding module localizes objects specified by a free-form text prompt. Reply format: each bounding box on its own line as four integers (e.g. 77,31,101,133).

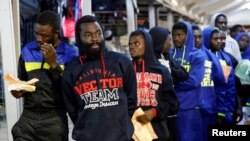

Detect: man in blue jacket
211,13,242,62
192,24,226,141
11,11,78,141
203,26,236,125
61,15,137,141
235,32,250,60
170,21,206,141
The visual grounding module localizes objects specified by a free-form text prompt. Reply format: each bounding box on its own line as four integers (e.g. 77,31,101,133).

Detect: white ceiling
136,0,250,26
176,0,250,26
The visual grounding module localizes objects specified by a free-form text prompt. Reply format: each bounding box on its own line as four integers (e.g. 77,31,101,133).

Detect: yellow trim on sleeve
25,62,64,72
217,112,226,117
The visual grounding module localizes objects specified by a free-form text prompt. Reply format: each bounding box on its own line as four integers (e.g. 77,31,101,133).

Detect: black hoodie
131,30,175,139
149,26,188,85
61,16,137,141
149,26,180,117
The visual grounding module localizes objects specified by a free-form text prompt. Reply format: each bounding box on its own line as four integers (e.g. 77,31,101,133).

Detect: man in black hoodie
61,15,137,141
149,26,187,141
129,29,175,140
149,27,188,84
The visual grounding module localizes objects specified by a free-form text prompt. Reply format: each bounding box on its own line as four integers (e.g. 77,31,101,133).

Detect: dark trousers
12,114,68,141
167,116,178,141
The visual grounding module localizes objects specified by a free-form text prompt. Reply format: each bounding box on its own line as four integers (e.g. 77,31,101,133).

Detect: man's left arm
153,69,175,120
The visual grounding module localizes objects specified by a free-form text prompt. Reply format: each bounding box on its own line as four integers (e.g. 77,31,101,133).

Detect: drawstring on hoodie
101,53,106,78
79,54,87,64
134,59,145,88
173,45,186,66
79,53,106,78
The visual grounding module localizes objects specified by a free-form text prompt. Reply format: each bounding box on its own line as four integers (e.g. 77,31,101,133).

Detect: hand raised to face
41,43,57,68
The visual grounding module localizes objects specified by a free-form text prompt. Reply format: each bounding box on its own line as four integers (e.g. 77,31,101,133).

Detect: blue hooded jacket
170,21,206,110
131,30,176,139
203,26,236,121
235,32,250,60
198,31,226,114
235,32,250,106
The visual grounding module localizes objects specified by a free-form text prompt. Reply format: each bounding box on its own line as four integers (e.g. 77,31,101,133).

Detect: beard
79,41,105,58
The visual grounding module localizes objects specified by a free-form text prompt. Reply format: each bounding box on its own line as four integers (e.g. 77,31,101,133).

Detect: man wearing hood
211,13,242,62
61,15,137,141
149,26,188,84
234,32,250,125
192,24,226,141
235,32,250,60
220,30,244,124
149,26,188,141
203,26,236,125
170,21,206,141
129,29,175,140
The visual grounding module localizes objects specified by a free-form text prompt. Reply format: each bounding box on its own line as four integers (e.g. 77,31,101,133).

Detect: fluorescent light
171,0,178,6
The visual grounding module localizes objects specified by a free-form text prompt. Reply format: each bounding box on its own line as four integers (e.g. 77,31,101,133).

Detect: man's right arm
123,60,137,117
18,56,28,81
11,56,28,98
61,70,78,124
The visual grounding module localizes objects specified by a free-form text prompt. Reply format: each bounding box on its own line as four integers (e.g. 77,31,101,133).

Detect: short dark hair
36,10,60,32
192,24,201,31
230,24,243,32
75,15,103,36
215,14,227,23
75,15,103,47
129,30,144,38
172,22,187,34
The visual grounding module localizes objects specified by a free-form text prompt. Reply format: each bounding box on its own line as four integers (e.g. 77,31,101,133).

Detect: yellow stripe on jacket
25,62,64,72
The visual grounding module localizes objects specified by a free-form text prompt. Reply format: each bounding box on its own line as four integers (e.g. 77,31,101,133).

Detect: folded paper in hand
3,73,39,92
132,108,158,141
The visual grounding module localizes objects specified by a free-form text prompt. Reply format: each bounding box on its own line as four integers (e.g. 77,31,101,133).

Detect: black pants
12,114,68,141
167,117,178,141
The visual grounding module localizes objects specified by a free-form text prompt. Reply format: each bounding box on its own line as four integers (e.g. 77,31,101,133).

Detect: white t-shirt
224,35,242,62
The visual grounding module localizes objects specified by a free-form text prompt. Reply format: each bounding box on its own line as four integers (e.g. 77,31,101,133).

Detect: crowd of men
10,10,250,141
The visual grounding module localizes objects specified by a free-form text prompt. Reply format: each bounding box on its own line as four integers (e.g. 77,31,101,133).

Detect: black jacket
133,30,176,139
62,50,137,141
18,41,78,119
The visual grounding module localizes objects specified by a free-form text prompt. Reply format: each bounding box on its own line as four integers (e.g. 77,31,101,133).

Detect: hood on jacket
149,26,170,59
203,26,220,50
130,29,159,69
235,32,249,42
235,32,250,58
172,21,195,60
210,13,226,26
